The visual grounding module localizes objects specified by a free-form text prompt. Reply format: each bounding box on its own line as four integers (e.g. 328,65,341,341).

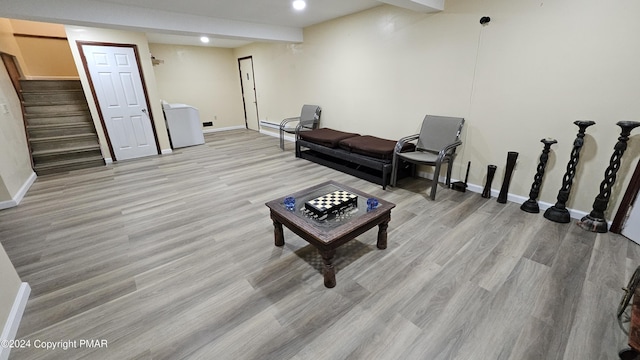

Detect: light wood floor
1,129,638,360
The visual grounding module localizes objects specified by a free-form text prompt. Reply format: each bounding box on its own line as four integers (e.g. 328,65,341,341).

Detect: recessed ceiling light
200,36,210,43
292,0,306,11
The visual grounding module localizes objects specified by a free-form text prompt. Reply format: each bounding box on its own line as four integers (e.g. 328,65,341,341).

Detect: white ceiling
1,0,444,48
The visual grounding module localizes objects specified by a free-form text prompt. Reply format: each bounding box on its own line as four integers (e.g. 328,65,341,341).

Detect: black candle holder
521,138,557,213
544,120,595,223
497,152,519,204
577,121,640,233
482,165,497,198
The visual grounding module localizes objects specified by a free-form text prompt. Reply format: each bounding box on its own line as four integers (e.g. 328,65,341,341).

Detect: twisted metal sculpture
578,121,640,233
481,165,497,198
544,120,595,223
497,152,519,204
521,138,557,213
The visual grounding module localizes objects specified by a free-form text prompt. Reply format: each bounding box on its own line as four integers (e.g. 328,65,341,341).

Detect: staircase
21,80,104,176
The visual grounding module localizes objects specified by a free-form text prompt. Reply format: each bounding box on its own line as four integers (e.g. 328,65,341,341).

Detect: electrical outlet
1,104,8,114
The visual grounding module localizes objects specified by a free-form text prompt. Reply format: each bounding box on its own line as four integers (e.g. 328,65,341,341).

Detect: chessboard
305,190,358,217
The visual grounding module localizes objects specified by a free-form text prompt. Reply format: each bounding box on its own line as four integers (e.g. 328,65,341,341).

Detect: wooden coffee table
265,181,396,288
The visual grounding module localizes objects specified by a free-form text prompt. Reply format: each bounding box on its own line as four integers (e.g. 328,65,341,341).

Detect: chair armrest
280,116,300,129
394,134,419,154
437,140,463,161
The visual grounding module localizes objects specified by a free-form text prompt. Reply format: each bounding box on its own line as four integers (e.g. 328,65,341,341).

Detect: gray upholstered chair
391,115,465,200
279,105,321,150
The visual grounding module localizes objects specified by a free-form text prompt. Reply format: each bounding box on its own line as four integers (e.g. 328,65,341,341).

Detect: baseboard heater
259,120,280,130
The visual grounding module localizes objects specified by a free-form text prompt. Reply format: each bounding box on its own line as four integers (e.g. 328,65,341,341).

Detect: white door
622,193,640,244
239,57,259,131
81,44,158,161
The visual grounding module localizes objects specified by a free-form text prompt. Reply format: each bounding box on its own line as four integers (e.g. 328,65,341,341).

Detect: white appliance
162,103,205,148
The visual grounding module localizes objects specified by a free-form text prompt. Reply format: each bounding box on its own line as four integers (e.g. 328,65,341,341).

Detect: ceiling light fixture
292,0,306,11
200,36,210,43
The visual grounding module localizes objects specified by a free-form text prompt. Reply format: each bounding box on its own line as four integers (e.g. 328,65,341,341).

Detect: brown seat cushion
298,128,360,148
338,135,416,160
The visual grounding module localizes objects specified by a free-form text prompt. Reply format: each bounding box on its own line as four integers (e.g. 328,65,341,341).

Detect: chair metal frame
391,115,465,200
279,105,321,150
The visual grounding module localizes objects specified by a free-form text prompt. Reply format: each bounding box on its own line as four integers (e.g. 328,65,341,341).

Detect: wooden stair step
24,103,89,114
25,110,90,119
32,144,101,157
23,99,88,107
20,80,83,91
29,133,97,143
27,122,93,130
33,156,105,176
28,123,97,138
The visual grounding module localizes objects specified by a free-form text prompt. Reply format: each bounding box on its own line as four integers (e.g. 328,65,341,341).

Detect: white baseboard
0,172,37,210
420,172,590,221
259,129,294,142
0,283,31,360
203,126,246,134
161,149,173,155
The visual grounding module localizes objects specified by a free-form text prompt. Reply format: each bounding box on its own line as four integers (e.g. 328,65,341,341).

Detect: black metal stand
482,165,497,198
544,120,596,223
497,152,518,204
578,121,640,233
521,138,557,213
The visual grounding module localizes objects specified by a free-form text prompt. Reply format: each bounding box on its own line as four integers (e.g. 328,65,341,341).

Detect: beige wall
0,244,21,333
0,49,34,201
9,19,67,38
0,28,27,333
149,43,245,130
65,26,171,158
1,19,78,78
14,36,78,78
0,18,27,75
234,1,640,216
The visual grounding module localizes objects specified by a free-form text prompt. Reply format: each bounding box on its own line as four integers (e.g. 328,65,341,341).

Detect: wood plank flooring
1,129,638,359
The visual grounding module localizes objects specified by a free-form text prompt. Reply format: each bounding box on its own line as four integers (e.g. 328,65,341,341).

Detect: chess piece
544,120,596,223
578,121,640,233
481,165,497,198
521,138,558,213
497,152,519,204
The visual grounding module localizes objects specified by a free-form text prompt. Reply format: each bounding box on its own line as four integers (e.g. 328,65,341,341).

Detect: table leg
377,221,389,249
273,220,284,247
320,249,336,288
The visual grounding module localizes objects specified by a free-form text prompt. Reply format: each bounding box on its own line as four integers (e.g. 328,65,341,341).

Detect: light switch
1,104,8,114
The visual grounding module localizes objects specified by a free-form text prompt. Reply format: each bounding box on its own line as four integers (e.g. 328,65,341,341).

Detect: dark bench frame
295,138,412,190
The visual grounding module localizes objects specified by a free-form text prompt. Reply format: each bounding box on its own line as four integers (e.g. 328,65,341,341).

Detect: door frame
77,41,161,161
237,56,259,130
612,159,640,234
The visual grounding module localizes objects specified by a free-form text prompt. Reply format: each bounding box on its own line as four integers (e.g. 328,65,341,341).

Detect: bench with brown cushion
338,135,415,161
295,128,414,189
298,128,360,148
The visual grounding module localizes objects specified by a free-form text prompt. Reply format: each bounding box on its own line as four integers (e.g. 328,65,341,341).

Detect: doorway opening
238,56,259,131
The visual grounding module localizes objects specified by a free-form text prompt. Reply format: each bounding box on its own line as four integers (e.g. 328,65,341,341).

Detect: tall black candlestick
497,152,519,204
544,120,595,223
521,138,557,213
578,121,640,233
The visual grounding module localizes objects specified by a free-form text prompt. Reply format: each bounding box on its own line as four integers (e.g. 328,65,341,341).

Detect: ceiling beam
0,0,303,43
378,0,444,13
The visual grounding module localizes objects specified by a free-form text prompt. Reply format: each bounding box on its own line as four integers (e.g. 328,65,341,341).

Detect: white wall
149,43,245,130
65,26,172,158
234,0,640,216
